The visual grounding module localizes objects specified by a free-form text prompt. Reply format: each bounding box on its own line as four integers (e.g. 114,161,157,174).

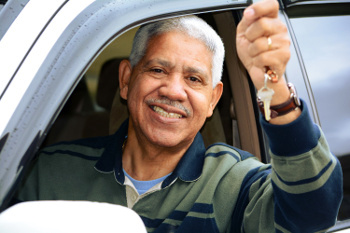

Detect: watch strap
258,83,300,119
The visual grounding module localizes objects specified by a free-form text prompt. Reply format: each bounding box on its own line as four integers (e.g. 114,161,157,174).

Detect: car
0,0,349,231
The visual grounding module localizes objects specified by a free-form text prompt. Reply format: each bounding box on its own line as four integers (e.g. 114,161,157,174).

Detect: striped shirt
18,102,342,232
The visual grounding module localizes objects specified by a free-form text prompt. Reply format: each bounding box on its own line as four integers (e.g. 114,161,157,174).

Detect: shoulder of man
203,143,267,175
39,134,113,161
205,143,257,162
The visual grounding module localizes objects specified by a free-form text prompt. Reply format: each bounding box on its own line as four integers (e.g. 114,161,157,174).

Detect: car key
257,74,275,121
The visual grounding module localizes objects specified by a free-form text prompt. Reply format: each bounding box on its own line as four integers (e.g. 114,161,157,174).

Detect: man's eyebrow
185,66,206,75
144,59,172,68
185,66,210,83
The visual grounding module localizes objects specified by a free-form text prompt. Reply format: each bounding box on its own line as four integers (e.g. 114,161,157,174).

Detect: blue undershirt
123,169,172,195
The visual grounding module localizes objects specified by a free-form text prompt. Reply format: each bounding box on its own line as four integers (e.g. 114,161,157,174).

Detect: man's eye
189,76,201,83
152,68,164,73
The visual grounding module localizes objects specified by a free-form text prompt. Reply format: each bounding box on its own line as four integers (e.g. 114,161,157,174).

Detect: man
17,0,342,232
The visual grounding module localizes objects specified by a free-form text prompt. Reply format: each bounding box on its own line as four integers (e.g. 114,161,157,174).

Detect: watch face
288,83,301,107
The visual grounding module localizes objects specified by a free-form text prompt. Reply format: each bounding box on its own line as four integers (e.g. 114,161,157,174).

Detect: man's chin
146,134,193,149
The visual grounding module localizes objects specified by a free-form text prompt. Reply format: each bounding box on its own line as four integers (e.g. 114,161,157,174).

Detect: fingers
236,0,291,88
239,0,290,72
245,16,287,42
252,47,291,77
247,31,290,57
247,0,279,19
237,0,279,33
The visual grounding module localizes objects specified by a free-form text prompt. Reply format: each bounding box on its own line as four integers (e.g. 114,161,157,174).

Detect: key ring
264,72,269,89
265,66,278,83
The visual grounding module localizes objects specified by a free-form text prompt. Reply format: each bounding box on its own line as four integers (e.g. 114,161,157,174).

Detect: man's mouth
151,106,183,119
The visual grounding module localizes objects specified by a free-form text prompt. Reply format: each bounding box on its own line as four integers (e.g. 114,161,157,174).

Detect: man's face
119,31,223,149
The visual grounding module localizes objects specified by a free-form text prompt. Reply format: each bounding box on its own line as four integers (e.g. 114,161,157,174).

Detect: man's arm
236,0,300,125
231,102,342,232
235,0,343,231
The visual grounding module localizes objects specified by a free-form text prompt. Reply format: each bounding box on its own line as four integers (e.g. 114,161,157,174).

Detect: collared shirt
93,119,215,209
94,119,206,187
17,102,343,232
124,169,172,206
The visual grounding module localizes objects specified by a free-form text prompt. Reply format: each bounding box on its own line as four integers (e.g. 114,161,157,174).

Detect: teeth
153,106,182,118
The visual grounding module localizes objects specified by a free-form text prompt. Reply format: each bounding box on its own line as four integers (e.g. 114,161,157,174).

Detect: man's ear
119,59,132,100
206,81,223,118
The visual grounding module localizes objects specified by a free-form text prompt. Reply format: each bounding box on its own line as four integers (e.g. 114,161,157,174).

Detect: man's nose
158,73,187,101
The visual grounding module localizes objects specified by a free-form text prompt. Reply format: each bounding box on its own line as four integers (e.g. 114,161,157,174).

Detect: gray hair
129,15,225,88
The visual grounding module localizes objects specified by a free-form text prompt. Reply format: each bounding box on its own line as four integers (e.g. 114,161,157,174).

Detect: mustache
146,98,191,116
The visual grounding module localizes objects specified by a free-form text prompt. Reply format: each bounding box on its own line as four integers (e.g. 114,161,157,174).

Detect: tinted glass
291,15,350,220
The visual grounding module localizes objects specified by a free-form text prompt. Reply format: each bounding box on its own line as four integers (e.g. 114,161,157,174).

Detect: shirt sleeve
242,100,343,232
15,158,40,202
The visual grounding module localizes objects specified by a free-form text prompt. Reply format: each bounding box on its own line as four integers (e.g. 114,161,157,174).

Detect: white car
0,0,349,231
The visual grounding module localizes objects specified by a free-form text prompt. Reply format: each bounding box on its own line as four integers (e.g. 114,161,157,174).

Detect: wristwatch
257,83,301,119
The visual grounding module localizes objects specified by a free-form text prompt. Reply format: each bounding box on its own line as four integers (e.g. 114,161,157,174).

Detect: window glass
291,15,350,220
291,15,350,157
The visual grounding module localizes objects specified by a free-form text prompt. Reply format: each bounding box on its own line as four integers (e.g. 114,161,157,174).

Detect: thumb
236,7,256,35
237,0,279,34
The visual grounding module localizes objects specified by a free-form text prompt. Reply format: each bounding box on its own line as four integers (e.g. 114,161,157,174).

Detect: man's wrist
260,100,321,156
258,83,301,119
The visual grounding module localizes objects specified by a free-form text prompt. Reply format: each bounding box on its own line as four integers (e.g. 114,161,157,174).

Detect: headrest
96,58,126,111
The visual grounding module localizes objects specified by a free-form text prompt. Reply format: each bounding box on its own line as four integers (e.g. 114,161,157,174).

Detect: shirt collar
94,119,128,184
94,119,206,186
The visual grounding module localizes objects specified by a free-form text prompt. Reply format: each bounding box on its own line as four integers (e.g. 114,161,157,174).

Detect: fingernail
244,8,255,17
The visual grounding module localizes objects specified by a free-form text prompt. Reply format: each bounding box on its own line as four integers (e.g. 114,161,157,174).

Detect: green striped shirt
17,102,342,232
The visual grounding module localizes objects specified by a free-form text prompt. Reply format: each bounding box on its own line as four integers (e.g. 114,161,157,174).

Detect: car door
279,0,350,231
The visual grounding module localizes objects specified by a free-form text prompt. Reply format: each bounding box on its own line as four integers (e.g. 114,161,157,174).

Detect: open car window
0,0,252,211
42,10,260,154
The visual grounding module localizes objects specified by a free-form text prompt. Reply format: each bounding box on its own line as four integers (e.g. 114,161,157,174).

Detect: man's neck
121,132,192,181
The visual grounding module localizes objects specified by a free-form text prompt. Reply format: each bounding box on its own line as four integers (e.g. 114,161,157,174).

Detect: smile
152,106,183,118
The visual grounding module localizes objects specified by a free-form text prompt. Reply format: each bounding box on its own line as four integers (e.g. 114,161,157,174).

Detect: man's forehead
138,31,214,82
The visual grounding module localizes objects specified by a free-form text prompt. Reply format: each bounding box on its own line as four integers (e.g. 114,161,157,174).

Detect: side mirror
0,201,147,233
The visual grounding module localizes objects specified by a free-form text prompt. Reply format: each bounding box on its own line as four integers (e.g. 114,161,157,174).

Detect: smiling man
16,0,342,232
118,29,223,181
